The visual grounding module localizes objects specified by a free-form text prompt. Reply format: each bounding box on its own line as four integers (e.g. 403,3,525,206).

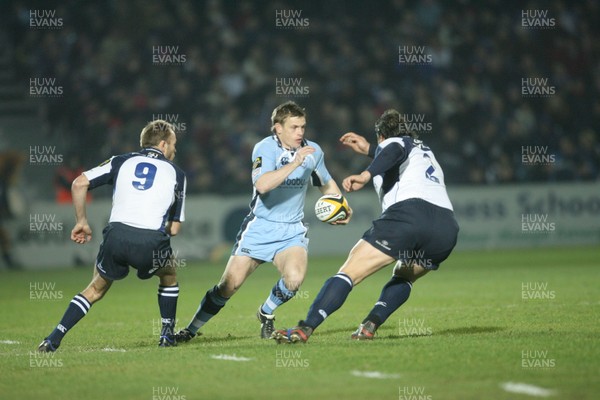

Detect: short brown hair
375,109,418,139
271,101,306,132
140,120,175,147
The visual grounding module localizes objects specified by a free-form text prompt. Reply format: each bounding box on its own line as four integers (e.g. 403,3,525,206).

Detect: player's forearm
71,174,90,223
319,179,342,196
166,221,181,236
255,162,300,193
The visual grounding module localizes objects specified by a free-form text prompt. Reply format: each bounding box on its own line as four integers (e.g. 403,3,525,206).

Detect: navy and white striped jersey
83,147,186,232
366,136,453,212
250,135,332,223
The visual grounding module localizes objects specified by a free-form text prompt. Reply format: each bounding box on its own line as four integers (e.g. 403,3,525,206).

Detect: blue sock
158,284,179,337
365,277,412,326
46,294,91,346
187,285,229,334
260,278,296,314
303,273,353,329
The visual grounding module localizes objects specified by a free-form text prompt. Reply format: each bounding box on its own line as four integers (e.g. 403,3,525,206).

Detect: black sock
303,273,353,330
46,294,91,346
158,284,179,337
188,285,229,334
365,277,412,326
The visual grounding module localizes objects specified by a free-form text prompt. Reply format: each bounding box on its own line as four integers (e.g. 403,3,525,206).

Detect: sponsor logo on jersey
282,177,306,187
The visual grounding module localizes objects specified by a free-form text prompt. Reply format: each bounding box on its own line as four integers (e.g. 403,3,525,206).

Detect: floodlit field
1,246,598,399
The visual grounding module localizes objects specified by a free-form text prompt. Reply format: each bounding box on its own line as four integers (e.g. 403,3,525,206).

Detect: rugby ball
315,194,349,223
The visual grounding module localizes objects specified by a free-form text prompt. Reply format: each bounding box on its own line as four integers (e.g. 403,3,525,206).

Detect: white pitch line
0,340,20,344
351,370,401,379
101,347,126,352
210,354,253,362
500,382,556,397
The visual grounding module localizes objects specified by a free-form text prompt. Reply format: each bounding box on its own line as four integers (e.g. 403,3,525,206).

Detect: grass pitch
1,246,598,399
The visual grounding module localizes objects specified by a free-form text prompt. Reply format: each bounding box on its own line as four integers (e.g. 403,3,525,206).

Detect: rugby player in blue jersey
273,109,459,343
176,101,350,341
38,120,186,351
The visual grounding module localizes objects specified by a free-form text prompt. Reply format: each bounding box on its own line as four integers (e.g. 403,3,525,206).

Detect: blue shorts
362,199,459,270
231,214,309,263
96,222,173,280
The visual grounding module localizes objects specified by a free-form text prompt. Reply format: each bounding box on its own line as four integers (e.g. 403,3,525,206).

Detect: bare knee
281,265,306,292
217,277,243,297
282,275,303,292
82,285,108,304
393,260,429,282
157,267,178,287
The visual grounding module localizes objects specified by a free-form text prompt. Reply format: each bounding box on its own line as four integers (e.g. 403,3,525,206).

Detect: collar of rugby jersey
140,147,168,160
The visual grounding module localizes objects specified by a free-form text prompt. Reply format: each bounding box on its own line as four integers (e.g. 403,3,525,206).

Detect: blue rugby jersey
250,135,332,223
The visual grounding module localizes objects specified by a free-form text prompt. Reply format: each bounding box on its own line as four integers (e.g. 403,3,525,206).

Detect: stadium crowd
8,0,600,195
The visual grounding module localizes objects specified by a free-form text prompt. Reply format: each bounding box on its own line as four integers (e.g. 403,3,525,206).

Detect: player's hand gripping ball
315,194,349,223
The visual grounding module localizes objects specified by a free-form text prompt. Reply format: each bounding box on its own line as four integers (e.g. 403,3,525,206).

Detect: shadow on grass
436,326,504,335
125,333,254,349
313,325,504,340
382,325,505,340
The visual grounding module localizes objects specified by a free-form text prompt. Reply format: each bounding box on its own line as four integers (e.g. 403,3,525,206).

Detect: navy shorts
362,198,459,270
95,222,173,280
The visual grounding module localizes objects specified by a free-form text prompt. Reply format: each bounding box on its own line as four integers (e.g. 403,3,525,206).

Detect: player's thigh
339,239,395,285
273,246,308,283
95,223,130,280
218,255,261,295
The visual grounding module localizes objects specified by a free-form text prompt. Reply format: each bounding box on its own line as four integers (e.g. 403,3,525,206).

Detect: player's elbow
71,174,90,191
254,180,272,195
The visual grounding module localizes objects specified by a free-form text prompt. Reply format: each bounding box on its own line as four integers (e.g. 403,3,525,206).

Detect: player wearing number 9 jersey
273,109,459,343
37,120,186,352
